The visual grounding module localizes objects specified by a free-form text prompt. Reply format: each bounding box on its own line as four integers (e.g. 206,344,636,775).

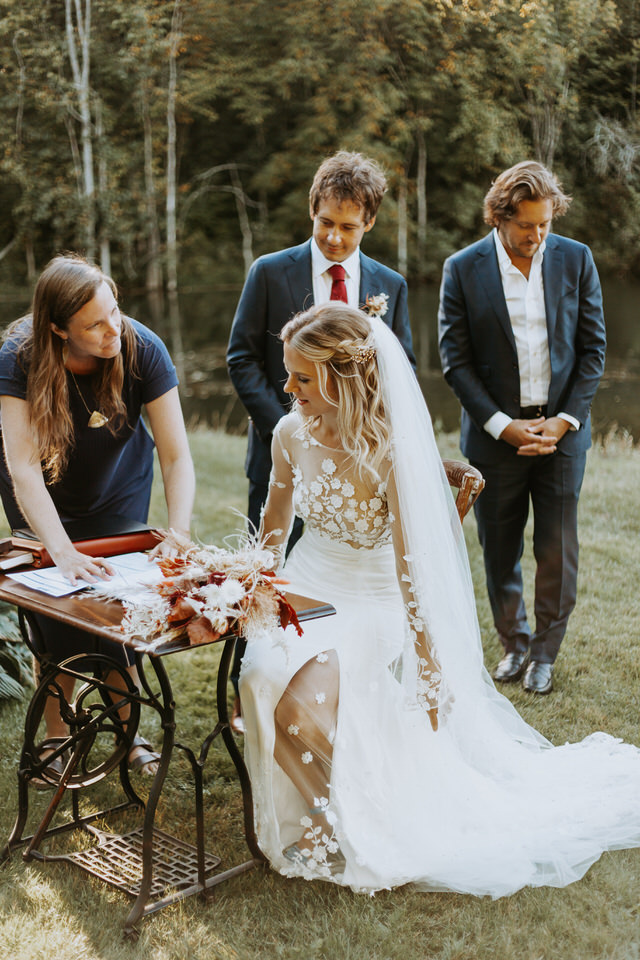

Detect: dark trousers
230,478,303,694
471,449,586,664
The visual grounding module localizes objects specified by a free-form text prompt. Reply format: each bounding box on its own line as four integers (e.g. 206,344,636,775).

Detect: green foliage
0,602,32,700
0,0,640,286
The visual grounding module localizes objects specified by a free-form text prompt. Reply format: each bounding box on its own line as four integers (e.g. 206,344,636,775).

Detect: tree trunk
65,0,95,258
397,176,408,277
0,239,17,262
166,0,182,297
230,165,254,277
63,114,83,197
95,99,110,274
527,78,568,169
166,0,184,383
631,0,638,119
12,34,25,152
142,85,163,292
25,237,36,284
416,129,427,279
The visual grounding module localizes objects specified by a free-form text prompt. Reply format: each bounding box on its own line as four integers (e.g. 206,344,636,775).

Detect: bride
238,302,640,897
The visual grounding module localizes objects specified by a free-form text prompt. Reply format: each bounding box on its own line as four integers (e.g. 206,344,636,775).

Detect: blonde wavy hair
280,303,389,482
4,253,138,482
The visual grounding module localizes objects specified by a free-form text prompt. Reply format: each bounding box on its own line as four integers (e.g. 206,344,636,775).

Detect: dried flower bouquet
97,531,302,648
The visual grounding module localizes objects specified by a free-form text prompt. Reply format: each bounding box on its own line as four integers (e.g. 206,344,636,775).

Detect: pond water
3,279,639,441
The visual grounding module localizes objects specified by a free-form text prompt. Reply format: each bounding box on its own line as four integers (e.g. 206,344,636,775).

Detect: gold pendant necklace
68,368,109,429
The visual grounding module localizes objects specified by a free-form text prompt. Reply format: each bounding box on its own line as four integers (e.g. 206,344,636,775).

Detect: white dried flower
219,578,245,605
363,292,389,318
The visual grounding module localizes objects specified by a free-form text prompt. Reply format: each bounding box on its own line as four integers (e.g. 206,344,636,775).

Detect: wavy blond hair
280,303,389,482
4,253,138,482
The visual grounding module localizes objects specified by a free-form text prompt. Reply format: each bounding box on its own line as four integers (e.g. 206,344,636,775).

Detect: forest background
1,0,640,299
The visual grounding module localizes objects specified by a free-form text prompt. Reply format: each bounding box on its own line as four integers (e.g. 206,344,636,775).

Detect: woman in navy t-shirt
0,253,195,776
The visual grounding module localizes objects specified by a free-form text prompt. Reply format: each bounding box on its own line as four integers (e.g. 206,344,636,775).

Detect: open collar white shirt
495,227,549,407
484,229,578,439
311,238,361,308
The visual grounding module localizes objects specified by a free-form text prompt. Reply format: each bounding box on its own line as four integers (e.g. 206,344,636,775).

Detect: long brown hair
4,253,138,481
281,303,389,482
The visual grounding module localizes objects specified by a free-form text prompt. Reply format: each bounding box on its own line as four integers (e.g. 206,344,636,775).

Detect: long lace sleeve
258,420,296,565
386,464,443,730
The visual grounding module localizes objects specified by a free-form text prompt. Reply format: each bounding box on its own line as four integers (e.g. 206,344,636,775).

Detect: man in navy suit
438,161,605,694
227,151,414,728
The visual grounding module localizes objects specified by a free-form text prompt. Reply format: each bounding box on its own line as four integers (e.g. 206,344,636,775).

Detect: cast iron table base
0,588,333,938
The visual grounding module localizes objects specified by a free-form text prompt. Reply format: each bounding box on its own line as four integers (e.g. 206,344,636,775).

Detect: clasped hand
500,416,569,456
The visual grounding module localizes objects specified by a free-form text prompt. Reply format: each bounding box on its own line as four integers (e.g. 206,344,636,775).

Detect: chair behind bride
442,460,485,522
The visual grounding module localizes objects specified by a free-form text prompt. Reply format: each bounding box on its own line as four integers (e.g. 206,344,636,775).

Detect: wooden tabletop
0,574,335,656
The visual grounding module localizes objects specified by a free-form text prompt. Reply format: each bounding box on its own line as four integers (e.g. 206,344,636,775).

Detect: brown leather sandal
30,737,70,790
127,734,160,775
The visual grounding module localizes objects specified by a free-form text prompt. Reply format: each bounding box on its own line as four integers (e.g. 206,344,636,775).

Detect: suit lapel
473,236,516,350
358,252,381,308
542,235,563,344
284,241,314,311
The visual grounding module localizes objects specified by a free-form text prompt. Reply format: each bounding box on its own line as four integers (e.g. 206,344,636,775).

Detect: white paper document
8,552,164,598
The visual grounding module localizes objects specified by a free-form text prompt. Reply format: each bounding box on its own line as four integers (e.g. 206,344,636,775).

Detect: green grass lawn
0,428,638,960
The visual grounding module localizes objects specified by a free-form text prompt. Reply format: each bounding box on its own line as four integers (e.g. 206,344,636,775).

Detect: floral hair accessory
353,343,376,364
363,292,389,318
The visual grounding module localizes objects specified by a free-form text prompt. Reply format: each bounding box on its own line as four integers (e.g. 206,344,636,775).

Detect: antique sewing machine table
0,574,334,939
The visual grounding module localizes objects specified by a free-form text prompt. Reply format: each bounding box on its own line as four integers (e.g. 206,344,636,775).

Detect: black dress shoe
493,650,528,683
522,660,553,694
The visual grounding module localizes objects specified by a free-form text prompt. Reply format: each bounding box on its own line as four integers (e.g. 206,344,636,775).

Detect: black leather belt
520,404,547,419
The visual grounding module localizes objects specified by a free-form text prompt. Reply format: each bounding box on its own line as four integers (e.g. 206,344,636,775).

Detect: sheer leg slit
273,650,339,855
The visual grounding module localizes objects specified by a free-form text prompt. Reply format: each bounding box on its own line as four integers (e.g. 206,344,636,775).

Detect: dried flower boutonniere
363,293,389,318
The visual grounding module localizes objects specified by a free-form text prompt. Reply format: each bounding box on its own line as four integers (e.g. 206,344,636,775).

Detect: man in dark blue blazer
227,151,414,727
438,161,606,694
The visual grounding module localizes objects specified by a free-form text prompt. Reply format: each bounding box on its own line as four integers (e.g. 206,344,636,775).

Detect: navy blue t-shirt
0,318,178,528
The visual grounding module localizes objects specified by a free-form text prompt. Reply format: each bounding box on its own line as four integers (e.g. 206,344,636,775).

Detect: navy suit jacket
438,232,606,463
227,240,414,483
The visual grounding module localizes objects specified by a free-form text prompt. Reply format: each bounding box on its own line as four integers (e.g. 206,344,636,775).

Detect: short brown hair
309,151,387,224
483,161,571,227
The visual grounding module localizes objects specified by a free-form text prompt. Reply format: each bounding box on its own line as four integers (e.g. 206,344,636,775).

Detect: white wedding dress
239,321,640,898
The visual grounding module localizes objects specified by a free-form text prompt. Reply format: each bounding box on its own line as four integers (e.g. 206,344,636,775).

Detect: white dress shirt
484,229,578,439
311,239,361,308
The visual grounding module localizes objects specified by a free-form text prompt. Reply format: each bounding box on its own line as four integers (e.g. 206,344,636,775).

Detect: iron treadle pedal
66,826,221,898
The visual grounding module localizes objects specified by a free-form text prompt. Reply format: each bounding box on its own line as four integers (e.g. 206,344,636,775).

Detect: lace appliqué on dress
290,421,391,549
281,805,343,881
402,571,447,718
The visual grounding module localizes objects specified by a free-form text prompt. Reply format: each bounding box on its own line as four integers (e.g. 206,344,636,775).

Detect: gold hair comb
353,344,376,364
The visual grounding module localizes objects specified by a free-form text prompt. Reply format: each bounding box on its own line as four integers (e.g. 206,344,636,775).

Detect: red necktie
328,263,348,303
